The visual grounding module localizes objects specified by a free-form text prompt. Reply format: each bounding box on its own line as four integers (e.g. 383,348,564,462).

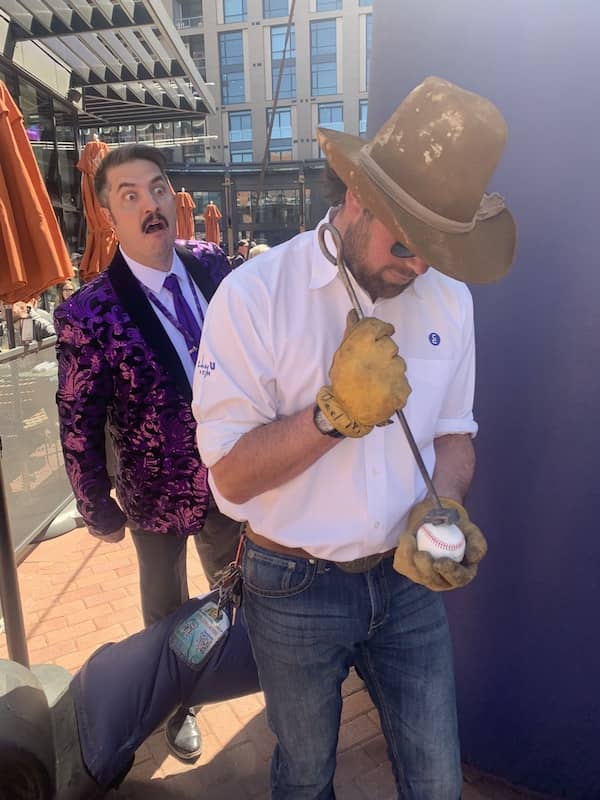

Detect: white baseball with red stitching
416,523,466,563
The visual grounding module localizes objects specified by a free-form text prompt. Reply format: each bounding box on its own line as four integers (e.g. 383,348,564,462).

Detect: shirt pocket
403,357,455,448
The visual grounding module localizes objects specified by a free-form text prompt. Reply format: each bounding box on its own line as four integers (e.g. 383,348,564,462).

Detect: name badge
169,600,230,669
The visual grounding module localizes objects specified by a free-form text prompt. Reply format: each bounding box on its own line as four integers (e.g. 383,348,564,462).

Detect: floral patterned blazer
55,244,229,536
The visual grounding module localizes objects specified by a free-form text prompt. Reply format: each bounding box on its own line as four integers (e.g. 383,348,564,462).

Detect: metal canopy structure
3,0,215,124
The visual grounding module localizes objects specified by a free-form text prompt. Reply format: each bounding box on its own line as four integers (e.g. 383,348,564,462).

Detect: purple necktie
163,274,202,345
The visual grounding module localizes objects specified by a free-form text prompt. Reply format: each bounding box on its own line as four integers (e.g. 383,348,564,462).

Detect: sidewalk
1,527,550,799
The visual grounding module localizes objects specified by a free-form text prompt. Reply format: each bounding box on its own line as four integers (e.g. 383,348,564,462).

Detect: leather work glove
316,310,411,438
393,497,488,591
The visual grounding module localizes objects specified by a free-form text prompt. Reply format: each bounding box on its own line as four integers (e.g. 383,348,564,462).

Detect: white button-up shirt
192,218,478,561
123,247,207,385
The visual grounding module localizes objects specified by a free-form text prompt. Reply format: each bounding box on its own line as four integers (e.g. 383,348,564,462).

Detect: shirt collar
308,211,427,301
120,247,184,293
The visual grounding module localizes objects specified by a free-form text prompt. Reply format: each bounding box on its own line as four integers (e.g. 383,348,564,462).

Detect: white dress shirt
122,247,207,385
192,217,478,561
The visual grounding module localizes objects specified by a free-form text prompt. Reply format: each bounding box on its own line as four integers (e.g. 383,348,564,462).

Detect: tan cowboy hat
317,76,516,283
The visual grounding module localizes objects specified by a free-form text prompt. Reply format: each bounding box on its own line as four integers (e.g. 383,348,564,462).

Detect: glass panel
219,31,246,104
263,0,288,17
359,0,372,5
0,343,75,554
311,19,337,96
317,0,342,10
183,119,207,164
18,78,58,200
136,123,154,143
366,14,372,87
223,0,247,24
271,25,296,99
184,33,206,80
175,0,203,28
229,110,253,163
359,99,368,136
54,105,79,210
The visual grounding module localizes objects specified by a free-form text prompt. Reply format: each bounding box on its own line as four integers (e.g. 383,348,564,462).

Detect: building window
263,0,288,16
174,0,203,29
223,0,247,23
229,110,253,163
365,14,372,88
311,19,337,96
317,0,342,10
267,107,293,161
318,102,343,158
359,0,372,5
359,99,368,136
271,25,296,99
184,34,206,80
219,31,245,105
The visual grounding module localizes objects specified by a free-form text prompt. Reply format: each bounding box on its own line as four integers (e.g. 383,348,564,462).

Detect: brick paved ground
1,528,551,799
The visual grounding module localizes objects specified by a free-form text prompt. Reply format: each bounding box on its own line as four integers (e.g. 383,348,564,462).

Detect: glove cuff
316,386,373,438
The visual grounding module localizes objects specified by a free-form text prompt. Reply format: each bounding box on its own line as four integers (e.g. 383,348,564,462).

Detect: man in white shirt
55,144,240,763
193,77,516,799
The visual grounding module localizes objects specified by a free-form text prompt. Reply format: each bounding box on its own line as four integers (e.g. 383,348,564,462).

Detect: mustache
141,213,169,233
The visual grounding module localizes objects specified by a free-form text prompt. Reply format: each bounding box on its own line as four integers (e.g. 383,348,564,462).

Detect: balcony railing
176,15,203,29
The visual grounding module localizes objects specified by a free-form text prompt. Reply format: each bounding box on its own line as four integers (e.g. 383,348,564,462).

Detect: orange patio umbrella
77,139,118,281
176,189,196,240
204,201,222,244
0,81,72,303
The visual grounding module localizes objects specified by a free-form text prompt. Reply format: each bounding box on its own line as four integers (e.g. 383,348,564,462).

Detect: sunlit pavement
1,528,551,799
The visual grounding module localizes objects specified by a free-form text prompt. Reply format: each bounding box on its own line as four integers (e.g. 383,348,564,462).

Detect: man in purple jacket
55,143,240,762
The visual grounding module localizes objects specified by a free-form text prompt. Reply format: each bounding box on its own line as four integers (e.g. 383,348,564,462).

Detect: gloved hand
393,497,487,591
316,310,411,438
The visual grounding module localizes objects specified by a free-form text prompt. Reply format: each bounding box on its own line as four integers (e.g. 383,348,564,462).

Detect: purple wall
369,1,600,796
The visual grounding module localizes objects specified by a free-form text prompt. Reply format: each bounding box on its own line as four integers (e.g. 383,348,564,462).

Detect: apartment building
166,0,374,248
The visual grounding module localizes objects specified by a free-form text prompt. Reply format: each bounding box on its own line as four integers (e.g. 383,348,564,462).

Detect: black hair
94,143,168,207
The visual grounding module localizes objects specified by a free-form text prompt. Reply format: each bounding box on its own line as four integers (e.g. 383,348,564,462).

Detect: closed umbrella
77,139,118,281
176,189,196,240
0,81,72,303
204,201,222,244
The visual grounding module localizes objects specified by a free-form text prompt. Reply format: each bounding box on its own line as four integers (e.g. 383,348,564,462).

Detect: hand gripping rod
318,222,457,525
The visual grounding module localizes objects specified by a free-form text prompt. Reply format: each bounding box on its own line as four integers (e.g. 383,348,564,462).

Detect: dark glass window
219,31,246,104
271,25,296,99
311,19,337,96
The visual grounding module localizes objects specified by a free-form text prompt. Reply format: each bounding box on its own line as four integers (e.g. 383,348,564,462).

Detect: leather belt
244,524,395,574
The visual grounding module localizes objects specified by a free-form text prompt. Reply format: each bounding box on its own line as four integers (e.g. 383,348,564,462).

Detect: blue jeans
242,539,462,800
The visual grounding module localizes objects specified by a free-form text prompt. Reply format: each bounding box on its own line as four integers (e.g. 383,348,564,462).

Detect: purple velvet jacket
55,243,230,536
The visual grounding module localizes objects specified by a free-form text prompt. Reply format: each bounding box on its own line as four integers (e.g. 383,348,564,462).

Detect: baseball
416,523,465,563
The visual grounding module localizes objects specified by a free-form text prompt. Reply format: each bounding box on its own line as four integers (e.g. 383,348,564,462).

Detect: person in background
56,280,76,305
248,243,270,259
55,143,241,765
230,239,248,268
11,300,55,342
192,77,515,799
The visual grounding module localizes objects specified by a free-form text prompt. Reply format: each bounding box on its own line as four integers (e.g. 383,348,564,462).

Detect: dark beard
342,216,416,301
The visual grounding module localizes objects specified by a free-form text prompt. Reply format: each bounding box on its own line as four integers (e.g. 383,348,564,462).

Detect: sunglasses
390,240,417,259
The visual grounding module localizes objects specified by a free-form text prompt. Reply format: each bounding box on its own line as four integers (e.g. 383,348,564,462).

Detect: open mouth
143,218,167,234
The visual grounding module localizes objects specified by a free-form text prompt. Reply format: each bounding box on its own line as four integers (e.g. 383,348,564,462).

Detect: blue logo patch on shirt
428,332,441,346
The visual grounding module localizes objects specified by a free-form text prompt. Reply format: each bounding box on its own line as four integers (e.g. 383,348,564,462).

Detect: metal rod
0,436,30,667
318,223,447,514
